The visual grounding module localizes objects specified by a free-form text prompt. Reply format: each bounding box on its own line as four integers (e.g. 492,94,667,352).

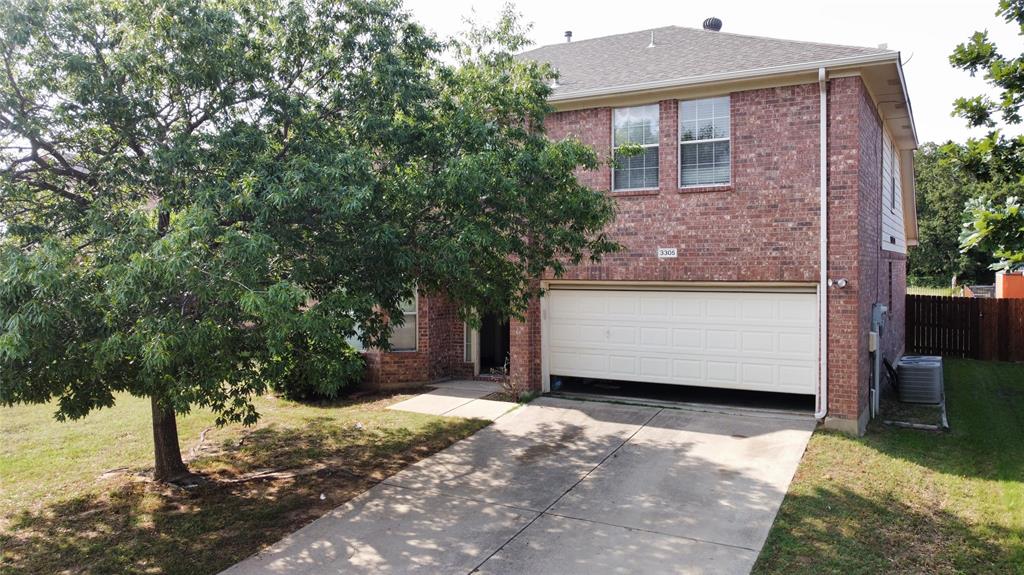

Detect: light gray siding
881,132,907,253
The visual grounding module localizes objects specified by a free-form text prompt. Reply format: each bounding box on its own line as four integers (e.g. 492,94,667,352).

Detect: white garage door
546,289,818,395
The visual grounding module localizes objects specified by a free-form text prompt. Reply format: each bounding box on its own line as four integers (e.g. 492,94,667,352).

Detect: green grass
0,391,488,575
755,359,1024,574
907,286,962,296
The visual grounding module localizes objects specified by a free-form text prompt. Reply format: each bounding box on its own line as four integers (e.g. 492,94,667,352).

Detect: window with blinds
679,96,730,187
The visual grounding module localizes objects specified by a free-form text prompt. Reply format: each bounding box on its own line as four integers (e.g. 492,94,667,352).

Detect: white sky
403,0,1023,145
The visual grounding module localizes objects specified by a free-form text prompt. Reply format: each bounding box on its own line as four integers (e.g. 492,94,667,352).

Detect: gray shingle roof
517,26,896,99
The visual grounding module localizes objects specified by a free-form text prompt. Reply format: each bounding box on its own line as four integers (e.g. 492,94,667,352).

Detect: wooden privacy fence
906,295,1024,362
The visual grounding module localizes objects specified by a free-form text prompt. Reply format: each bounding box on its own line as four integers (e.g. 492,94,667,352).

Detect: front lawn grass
755,359,1024,574
0,390,488,575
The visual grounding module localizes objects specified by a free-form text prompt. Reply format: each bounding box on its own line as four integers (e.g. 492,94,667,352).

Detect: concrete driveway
222,397,815,575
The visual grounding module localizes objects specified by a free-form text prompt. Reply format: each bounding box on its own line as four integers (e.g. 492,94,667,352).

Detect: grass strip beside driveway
755,359,1024,574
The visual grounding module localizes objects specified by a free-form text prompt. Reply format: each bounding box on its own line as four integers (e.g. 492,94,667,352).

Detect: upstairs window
612,104,660,191
390,294,418,351
679,96,730,187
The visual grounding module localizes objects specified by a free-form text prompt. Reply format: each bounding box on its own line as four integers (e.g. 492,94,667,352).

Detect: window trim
678,95,732,189
390,292,418,352
611,104,661,192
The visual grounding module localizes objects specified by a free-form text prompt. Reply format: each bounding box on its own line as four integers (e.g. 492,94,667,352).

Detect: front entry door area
478,313,510,376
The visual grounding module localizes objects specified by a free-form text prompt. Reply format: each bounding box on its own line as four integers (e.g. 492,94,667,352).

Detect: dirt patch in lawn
0,391,488,575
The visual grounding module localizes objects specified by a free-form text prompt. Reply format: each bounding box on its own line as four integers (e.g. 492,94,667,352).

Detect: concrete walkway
386,380,518,421
222,397,815,575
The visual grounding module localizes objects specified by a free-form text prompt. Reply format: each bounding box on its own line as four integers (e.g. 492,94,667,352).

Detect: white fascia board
547,52,900,103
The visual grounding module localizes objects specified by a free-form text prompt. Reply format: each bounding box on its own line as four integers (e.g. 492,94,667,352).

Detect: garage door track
222,397,814,575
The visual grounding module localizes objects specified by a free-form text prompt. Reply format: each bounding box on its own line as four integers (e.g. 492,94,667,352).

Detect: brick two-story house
361,23,918,434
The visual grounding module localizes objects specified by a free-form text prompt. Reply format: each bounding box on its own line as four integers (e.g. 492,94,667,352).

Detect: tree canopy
908,143,993,287
0,0,617,480
950,0,1024,271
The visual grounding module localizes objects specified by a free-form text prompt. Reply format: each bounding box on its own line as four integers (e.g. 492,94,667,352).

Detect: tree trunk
151,397,190,482
151,210,190,482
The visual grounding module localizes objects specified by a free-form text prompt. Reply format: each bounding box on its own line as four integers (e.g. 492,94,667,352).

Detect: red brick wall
362,293,474,389
510,281,542,391
542,85,822,282
825,76,867,421
366,76,910,431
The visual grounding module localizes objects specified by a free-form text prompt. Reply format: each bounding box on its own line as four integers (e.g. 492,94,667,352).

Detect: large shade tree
908,142,994,287
0,0,616,481
950,0,1024,270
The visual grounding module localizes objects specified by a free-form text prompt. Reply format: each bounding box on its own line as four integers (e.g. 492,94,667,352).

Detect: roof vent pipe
647,30,656,48
703,17,722,31
564,30,572,43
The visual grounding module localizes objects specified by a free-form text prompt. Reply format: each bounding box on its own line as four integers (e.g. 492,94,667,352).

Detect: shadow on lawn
0,415,485,575
757,359,1024,575
755,484,1019,575
865,359,1024,483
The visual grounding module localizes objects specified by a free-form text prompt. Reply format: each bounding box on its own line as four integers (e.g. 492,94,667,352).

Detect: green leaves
950,2,1024,127
946,0,1024,272
0,0,616,429
961,195,1024,271
909,143,997,286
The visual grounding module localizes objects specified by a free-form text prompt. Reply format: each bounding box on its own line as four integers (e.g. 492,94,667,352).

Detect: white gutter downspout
815,67,829,421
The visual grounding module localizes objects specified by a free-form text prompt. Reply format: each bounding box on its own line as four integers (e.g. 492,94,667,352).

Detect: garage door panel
640,357,670,378
778,332,815,355
778,298,817,322
608,355,637,375
741,300,776,321
706,361,739,383
778,365,815,390
551,351,607,373
706,330,739,352
640,327,669,346
671,298,702,318
547,289,817,395
640,295,671,317
578,325,607,344
608,326,637,345
550,323,579,344
707,299,741,320
672,328,702,350
742,363,776,385
672,359,703,381
741,331,775,353
578,296,606,315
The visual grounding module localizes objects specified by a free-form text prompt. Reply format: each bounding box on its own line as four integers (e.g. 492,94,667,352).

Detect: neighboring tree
908,143,993,286
963,194,1024,270
950,0,1024,269
0,0,616,482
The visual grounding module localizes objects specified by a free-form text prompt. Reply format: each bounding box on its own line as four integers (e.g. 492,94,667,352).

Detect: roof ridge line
520,25,894,56
673,25,895,55
518,25,680,55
